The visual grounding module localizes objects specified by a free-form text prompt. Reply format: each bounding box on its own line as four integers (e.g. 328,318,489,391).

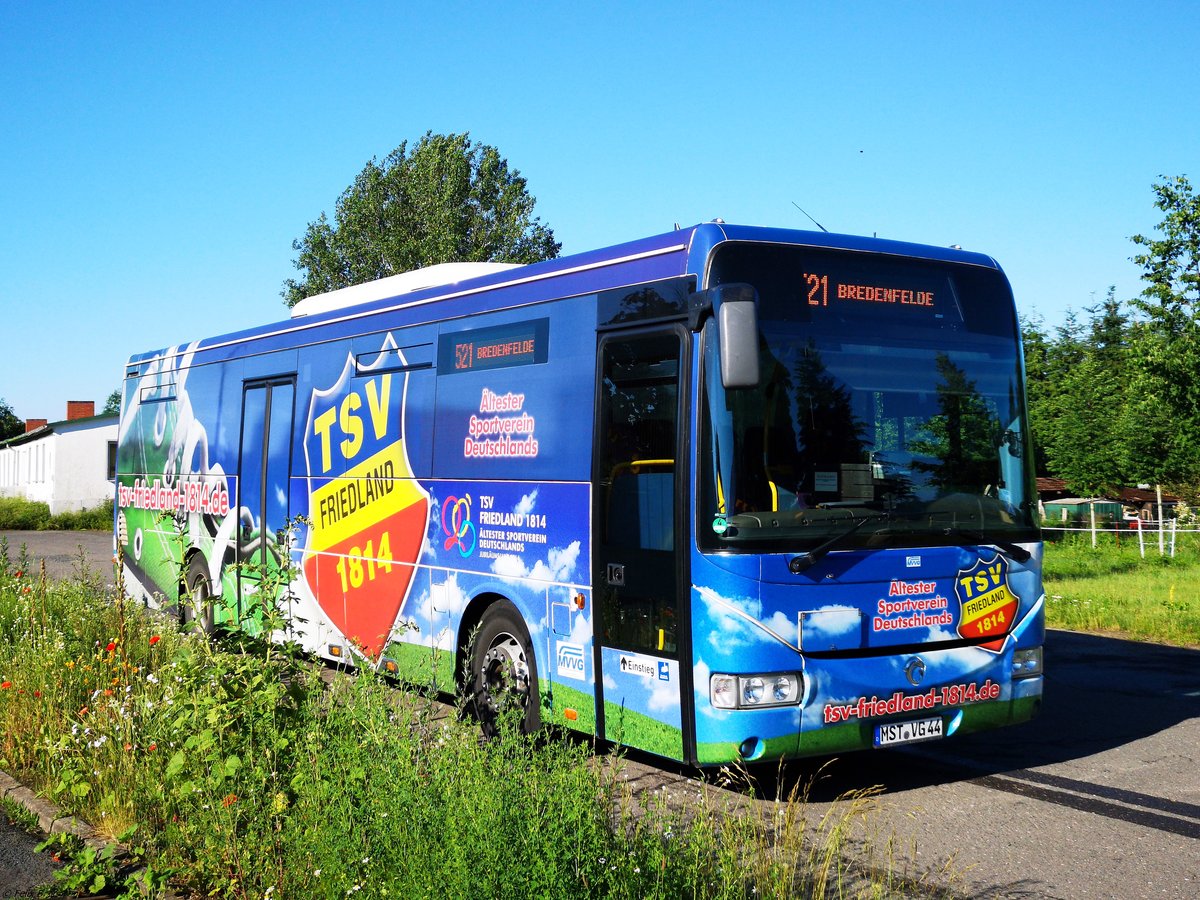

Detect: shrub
0,497,52,530
0,497,112,531
49,500,114,532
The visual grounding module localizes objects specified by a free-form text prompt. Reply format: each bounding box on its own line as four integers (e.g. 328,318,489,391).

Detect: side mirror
689,283,761,388
688,282,759,389
718,299,760,388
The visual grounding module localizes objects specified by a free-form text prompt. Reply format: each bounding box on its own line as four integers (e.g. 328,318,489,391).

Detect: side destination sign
439,318,549,374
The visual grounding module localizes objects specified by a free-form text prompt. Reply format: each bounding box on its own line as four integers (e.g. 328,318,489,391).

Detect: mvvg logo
556,641,586,681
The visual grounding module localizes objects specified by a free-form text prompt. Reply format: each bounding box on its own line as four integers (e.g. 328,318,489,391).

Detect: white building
0,401,118,515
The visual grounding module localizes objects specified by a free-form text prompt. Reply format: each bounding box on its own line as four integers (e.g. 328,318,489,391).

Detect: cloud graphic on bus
695,585,799,652
646,670,678,712
566,605,593,647
488,540,581,583
514,489,538,518
415,572,470,621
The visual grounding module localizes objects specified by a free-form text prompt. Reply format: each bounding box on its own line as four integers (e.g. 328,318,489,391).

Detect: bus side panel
400,479,594,727
431,304,594,483
281,300,598,729
426,301,598,726
116,344,242,612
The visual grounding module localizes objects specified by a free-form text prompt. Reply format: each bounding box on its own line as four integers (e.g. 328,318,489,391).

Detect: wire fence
1041,518,1200,556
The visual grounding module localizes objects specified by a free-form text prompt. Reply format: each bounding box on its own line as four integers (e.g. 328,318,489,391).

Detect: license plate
874,716,944,748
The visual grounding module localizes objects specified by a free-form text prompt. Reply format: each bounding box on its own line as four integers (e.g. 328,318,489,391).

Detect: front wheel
469,602,540,737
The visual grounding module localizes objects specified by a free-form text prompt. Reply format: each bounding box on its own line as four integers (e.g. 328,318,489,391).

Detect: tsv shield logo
954,555,1019,652
301,336,429,658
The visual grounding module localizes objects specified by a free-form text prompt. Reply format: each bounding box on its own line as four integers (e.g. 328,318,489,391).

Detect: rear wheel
469,602,540,737
182,555,216,635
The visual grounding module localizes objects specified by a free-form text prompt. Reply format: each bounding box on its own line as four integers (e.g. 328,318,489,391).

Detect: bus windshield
701,242,1038,552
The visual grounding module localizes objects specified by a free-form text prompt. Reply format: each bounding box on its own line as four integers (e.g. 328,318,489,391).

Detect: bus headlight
1012,647,1043,678
743,677,766,705
711,672,802,709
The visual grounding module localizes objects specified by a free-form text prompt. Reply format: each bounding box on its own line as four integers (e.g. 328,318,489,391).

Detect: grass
0,539,906,900
1042,532,1200,647
1,792,40,835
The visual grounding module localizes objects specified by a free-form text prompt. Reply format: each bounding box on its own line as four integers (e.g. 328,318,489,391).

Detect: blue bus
116,222,1043,764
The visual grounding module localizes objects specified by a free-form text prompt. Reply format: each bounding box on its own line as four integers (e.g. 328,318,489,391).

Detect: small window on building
107,441,117,480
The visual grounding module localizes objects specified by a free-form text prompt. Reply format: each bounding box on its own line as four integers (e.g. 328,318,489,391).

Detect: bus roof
126,223,1002,369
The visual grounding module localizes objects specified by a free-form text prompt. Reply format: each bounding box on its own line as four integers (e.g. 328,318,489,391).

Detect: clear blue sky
2,1,1196,420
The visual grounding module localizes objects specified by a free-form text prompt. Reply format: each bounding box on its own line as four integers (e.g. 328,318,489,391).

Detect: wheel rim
185,569,214,632
196,580,214,631
479,632,530,715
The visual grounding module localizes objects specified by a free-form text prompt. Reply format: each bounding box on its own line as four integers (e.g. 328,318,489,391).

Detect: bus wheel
470,602,540,737
182,555,216,635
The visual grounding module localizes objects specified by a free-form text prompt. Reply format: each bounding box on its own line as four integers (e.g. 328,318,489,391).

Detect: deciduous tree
1128,174,1200,495
1022,292,1138,496
283,132,560,307
0,398,21,441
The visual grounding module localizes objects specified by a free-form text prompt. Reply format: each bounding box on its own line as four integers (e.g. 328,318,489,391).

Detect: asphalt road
754,630,1200,898
0,814,58,899
0,530,114,584
2,530,1197,898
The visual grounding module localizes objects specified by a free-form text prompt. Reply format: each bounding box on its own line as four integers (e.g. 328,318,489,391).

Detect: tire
182,554,216,635
469,601,540,737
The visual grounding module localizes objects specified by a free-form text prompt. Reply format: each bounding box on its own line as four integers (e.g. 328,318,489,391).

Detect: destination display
792,258,960,325
804,272,936,309
439,318,549,374
803,270,945,312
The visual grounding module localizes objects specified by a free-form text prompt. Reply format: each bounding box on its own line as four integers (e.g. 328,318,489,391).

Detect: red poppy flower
0,681,11,690
105,642,116,653
222,794,238,807
149,635,161,646
148,742,157,752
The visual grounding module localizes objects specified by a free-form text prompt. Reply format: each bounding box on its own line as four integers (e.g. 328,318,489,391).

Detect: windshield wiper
787,514,886,573
943,526,1032,563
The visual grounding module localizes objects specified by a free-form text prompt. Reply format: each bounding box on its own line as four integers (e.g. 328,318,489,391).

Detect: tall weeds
0,539,896,899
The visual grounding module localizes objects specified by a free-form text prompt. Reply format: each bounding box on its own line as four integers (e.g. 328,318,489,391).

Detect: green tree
1020,312,1053,477
1022,309,1090,483
1022,292,1138,496
1048,290,1132,495
1044,351,1127,495
102,389,121,416
0,398,21,441
283,132,560,307
1128,174,1200,495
